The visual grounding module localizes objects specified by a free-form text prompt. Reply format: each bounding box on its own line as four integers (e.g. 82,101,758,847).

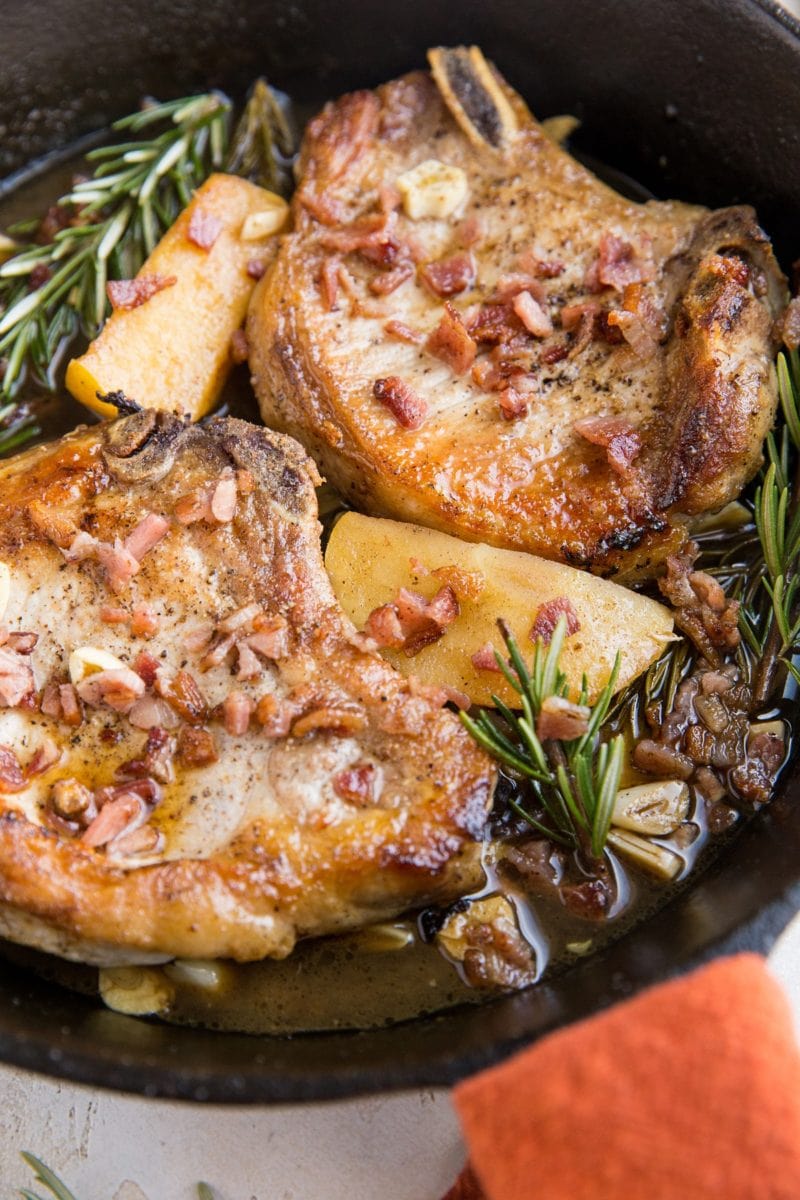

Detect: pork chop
0,411,494,965
248,46,786,577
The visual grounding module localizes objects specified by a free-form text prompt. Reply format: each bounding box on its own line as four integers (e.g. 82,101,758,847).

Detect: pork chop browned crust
0,412,494,964
248,46,786,576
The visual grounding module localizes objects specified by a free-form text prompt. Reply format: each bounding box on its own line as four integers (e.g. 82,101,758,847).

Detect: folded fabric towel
443,954,800,1200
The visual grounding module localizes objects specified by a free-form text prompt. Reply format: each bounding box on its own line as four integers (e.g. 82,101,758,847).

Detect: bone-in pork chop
248,46,785,576
0,411,493,964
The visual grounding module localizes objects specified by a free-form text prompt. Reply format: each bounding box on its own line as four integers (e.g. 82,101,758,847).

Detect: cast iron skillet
1,0,800,1103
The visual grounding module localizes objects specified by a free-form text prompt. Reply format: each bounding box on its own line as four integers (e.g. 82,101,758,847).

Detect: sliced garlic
0,562,10,621
608,829,682,881
748,719,786,743
240,193,290,240
99,966,173,1015
69,645,127,685
0,233,17,265
611,779,690,836
396,159,469,220
349,921,415,954
165,959,231,991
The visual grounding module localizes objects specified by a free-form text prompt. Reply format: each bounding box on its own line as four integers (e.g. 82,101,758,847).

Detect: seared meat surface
249,46,785,576
0,412,493,964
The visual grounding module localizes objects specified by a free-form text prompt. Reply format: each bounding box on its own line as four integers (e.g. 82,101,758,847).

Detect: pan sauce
0,128,777,1036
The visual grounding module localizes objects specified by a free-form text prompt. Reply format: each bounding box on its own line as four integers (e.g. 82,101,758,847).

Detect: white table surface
1,912,800,1200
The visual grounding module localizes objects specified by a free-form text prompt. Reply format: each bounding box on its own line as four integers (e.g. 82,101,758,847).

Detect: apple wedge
325,513,673,706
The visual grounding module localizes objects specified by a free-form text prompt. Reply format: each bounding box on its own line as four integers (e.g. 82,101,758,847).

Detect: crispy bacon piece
210,474,238,522
230,329,249,363
236,641,263,681
59,683,82,727
384,318,423,345
0,746,26,793
471,642,502,672
426,303,477,374
431,564,485,601
320,255,342,311
606,307,659,358
492,273,546,304
133,651,161,687
222,690,253,736
0,647,34,708
255,693,296,738
100,605,130,625
291,703,367,737
498,385,529,421
76,668,146,715
530,597,580,645
573,415,642,475
107,273,176,311
177,725,218,767
659,541,740,665
373,376,428,429
333,762,377,805
187,206,223,250
364,603,405,647
7,632,37,655
247,615,290,661
50,777,94,820
419,251,477,298
130,603,159,639
468,302,522,345
365,584,460,656
536,695,590,741
155,669,208,725
174,490,210,525
586,232,654,292
246,258,267,280
369,262,414,295
82,792,145,849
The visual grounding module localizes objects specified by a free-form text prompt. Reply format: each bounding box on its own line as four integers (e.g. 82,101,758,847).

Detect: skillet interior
1,0,800,1101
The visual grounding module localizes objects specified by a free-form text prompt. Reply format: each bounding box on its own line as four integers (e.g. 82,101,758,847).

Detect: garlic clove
608,828,682,880
99,966,173,1015
69,645,128,684
612,779,690,836
240,194,290,240
396,159,469,220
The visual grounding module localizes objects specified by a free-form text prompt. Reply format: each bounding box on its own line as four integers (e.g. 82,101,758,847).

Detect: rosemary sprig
460,617,624,858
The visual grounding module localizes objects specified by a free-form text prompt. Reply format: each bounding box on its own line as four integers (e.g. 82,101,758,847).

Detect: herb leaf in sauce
460,615,624,859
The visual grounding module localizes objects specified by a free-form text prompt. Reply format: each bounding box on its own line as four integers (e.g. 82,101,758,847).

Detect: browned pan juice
0,133,774,1037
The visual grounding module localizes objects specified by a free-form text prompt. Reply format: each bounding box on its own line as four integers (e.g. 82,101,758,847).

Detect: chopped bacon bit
236,641,263,681
118,726,177,784
468,302,522,345
444,686,472,710
128,695,179,732
76,668,146,714
132,650,161,688
419,251,477,298
409,557,430,577
210,474,238,522
199,633,236,671
230,328,249,363
174,490,210,525
659,543,740,665
516,247,565,278
536,695,591,741
109,824,164,857
0,647,34,708
384,319,424,345
63,530,101,562
539,342,569,366
59,683,82,726
247,616,290,661
498,386,529,421
97,540,141,593
406,675,448,707
492,273,546,304
574,415,642,475
183,623,214,654
124,512,170,562
606,307,658,358
379,183,402,213
432,564,485,601
156,669,209,725
512,290,553,338
246,257,267,280
472,642,502,672
107,273,177,311
320,255,342,311
223,689,253,736
0,745,26,792
291,704,367,737
178,725,218,767
40,683,62,718
530,597,581,645
82,792,145,848
365,603,405,647
586,232,654,292
369,262,414,295
426,303,477,374
333,762,377,805
187,206,223,250
218,603,262,634
236,469,255,495
255,693,295,738
131,603,159,639
100,605,130,625
782,297,800,351
373,375,428,429
7,632,37,655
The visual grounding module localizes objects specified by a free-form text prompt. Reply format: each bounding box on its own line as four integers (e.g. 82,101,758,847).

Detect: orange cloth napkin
443,954,800,1200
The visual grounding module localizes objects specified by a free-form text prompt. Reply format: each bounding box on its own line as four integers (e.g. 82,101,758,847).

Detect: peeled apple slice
325,512,673,706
